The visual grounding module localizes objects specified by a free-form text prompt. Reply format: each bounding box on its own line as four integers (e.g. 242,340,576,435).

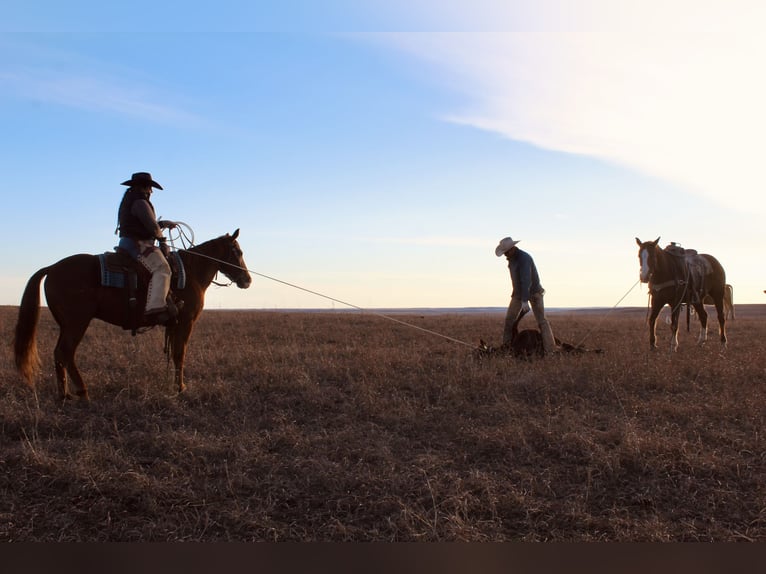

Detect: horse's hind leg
715,300,728,350
54,354,68,400
53,324,90,401
693,302,708,346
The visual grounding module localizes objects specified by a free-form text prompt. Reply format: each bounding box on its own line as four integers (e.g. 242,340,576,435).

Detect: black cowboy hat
120,172,163,190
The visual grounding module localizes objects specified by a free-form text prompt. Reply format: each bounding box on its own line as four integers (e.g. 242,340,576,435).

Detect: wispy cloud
0,67,203,126
368,1,766,211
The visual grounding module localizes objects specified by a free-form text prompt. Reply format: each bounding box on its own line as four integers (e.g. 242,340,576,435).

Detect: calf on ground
475,308,603,359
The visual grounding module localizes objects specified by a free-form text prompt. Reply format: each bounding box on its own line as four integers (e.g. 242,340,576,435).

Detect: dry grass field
1,304,764,541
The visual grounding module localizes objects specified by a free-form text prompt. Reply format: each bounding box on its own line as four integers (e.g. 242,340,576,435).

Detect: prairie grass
0,305,764,541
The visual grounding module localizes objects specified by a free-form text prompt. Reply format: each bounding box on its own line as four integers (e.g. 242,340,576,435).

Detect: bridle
211,240,249,287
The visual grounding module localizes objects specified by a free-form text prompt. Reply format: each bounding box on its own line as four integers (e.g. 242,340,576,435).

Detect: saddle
663,242,712,303
97,250,186,334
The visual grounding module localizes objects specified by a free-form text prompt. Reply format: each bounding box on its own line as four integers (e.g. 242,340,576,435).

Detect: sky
2,1,765,311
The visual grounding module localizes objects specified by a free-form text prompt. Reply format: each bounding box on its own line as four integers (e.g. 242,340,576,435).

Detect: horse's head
218,229,252,289
635,236,660,283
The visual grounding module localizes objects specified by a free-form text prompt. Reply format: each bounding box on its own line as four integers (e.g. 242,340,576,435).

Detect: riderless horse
635,237,727,352
14,230,251,400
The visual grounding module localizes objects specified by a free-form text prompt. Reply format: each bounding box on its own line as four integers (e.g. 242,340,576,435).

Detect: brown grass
1,305,764,541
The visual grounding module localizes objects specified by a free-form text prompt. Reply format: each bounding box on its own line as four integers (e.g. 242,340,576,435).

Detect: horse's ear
653,237,660,246
231,228,240,239
635,237,642,246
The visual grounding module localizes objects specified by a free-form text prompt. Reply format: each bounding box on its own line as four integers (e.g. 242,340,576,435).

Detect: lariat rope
169,223,637,351
573,279,641,349
178,247,477,350
181,247,644,352
163,221,480,347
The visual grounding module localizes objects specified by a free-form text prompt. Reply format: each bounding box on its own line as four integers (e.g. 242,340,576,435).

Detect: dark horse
14,230,251,400
635,237,727,352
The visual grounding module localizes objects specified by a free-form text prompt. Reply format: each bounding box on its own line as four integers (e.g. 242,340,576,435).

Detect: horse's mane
186,234,231,252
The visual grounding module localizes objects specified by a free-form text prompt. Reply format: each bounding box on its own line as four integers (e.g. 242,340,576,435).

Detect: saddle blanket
98,251,186,290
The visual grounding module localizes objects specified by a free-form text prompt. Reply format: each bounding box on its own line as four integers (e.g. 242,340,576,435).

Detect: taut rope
573,279,641,349
181,249,477,349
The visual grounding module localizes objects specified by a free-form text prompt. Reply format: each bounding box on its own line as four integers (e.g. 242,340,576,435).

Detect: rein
166,224,241,287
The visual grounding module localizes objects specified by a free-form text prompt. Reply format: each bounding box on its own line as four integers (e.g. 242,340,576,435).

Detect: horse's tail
13,267,49,386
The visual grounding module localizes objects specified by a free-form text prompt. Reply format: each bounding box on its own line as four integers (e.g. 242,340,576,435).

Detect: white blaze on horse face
639,249,651,283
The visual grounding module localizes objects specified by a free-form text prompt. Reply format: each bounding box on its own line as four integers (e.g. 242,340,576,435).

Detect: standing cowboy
495,236,559,354
116,172,178,324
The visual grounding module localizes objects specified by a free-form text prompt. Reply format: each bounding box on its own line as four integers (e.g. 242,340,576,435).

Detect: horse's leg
648,304,661,349
693,302,708,346
53,322,90,401
669,306,681,353
53,343,69,400
171,320,194,393
715,298,728,350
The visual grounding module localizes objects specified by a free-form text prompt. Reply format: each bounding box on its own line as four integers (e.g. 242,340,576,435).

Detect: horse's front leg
174,360,186,393
693,302,708,346
669,307,681,353
171,321,193,394
172,337,188,394
648,304,661,350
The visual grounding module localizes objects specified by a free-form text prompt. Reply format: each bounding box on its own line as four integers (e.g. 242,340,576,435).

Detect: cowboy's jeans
503,292,557,353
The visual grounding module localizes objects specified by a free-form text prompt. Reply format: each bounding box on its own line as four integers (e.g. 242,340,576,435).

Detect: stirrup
144,309,171,326
167,298,184,317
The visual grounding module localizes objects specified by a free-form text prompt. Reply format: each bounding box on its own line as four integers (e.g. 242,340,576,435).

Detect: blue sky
2,1,765,310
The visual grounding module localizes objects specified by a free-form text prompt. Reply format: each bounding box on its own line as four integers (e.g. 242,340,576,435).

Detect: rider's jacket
117,189,158,240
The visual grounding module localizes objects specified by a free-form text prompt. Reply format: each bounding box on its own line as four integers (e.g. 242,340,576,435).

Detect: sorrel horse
14,229,251,400
635,237,727,352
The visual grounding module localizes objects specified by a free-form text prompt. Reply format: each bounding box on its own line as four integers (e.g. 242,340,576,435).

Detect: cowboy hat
120,172,163,190
495,236,520,256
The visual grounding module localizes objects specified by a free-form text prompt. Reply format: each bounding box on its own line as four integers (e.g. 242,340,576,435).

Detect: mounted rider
116,172,180,325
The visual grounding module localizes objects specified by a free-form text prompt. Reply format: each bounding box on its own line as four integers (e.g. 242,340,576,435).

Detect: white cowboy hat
495,236,520,256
